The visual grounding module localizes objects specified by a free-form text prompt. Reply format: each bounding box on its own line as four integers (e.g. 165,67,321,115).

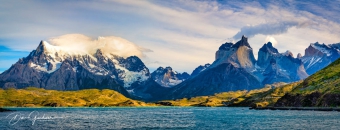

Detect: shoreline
0,108,14,112
250,107,340,111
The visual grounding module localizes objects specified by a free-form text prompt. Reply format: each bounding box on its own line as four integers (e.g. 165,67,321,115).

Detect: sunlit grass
0,87,157,107
159,83,286,107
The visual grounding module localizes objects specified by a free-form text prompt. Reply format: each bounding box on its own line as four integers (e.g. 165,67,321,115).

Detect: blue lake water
0,107,340,129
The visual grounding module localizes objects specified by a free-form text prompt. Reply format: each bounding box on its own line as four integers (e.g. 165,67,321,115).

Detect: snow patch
302,56,322,69
30,62,61,73
126,89,134,93
311,43,331,56
168,79,183,86
115,64,149,88
30,63,48,72
73,67,77,72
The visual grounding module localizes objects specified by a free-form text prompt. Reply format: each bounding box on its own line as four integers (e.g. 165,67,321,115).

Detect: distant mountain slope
151,67,190,87
257,42,308,85
190,63,210,77
301,42,340,75
168,63,262,99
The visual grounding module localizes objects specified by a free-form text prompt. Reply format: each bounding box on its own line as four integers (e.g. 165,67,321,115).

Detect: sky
0,0,340,74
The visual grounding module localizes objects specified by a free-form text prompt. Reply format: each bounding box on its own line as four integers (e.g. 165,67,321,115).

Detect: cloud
0,0,340,73
48,34,150,58
265,36,278,47
233,21,315,40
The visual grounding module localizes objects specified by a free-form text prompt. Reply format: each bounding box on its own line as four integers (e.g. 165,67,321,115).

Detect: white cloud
233,21,316,40
265,36,278,47
48,34,149,58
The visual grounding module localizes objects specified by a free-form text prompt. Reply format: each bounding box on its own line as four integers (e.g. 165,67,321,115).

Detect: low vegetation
232,82,301,107
0,87,157,107
157,82,288,107
270,59,340,107
293,59,340,95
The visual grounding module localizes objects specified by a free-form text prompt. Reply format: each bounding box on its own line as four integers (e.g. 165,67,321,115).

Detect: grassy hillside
231,58,340,108
157,83,287,107
232,82,301,107
293,58,340,94
273,58,340,107
0,87,157,107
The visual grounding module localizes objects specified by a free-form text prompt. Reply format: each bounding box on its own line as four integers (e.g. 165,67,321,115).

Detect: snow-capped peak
35,40,99,62
310,42,331,56
28,39,151,89
151,66,189,87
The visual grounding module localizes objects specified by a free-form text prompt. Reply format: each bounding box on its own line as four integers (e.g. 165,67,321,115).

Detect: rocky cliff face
151,67,190,87
213,35,256,71
257,42,279,68
0,41,164,101
301,42,340,75
164,36,311,100
165,36,262,99
257,43,308,85
262,59,291,84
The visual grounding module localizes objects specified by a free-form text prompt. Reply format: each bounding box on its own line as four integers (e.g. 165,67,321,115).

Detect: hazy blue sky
1,0,340,73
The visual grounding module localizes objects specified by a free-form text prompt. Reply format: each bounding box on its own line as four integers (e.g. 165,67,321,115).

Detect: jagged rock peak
282,50,294,57
304,43,325,57
234,35,251,48
259,42,279,54
165,66,173,71
242,35,247,40
156,66,175,74
297,53,302,59
217,35,252,51
218,42,233,51
35,40,48,55
151,66,189,87
95,49,104,55
156,66,164,70
155,66,172,71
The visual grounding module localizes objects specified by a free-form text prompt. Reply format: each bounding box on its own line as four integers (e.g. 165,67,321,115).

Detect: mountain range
1,36,339,101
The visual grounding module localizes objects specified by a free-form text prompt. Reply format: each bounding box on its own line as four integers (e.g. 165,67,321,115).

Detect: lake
0,107,339,129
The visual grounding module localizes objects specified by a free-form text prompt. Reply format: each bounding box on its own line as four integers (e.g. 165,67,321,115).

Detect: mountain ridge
1,36,340,101
0,40,164,101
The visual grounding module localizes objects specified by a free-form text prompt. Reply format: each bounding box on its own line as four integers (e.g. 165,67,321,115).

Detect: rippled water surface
1,107,340,129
